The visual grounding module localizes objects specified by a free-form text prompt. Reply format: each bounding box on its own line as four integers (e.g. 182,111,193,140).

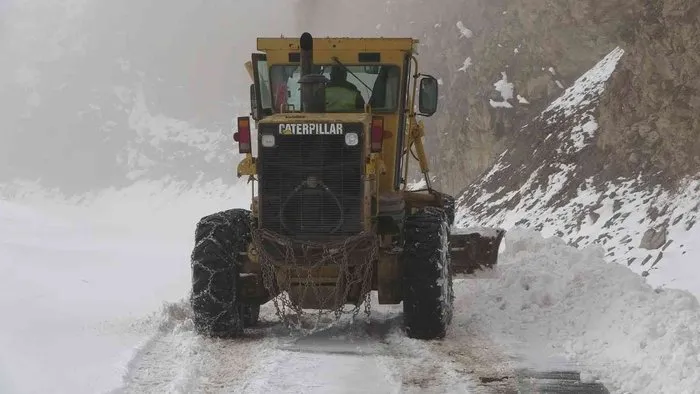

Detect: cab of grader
189,33,504,340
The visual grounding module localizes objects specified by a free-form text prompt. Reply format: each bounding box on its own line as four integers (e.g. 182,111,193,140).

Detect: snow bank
459,174,700,296
454,229,700,394
0,197,196,393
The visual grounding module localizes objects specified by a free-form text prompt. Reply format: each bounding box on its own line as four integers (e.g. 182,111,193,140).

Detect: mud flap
449,227,505,274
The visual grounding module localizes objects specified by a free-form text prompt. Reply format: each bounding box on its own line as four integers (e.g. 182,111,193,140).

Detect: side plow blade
449,227,506,274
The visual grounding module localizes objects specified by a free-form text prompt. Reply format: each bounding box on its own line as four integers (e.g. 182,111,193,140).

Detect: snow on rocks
454,228,700,394
459,170,700,296
458,56,472,72
490,71,514,108
455,21,473,39
457,45,700,297
543,47,623,119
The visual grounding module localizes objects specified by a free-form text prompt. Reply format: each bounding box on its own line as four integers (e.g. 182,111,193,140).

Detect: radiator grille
258,123,364,239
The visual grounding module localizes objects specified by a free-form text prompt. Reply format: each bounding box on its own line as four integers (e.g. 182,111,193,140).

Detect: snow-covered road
2,194,699,394
112,299,482,394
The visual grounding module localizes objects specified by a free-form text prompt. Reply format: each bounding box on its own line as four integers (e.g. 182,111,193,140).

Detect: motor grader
190,33,504,340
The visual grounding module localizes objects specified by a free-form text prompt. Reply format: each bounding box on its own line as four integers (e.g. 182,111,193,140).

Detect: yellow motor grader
190,33,504,340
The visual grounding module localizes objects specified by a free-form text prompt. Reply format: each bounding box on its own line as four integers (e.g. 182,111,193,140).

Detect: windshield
269,64,401,113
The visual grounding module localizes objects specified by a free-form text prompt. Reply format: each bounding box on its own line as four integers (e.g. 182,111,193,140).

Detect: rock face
443,0,700,285
597,0,700,184
640,227,668,250
416,0,631,194
455,43,699,287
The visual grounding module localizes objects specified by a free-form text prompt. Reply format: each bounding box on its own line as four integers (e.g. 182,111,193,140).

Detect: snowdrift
0,183,251,394
454,229,700,394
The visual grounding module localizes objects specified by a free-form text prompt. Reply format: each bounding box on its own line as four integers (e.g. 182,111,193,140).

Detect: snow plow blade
449,228,505,274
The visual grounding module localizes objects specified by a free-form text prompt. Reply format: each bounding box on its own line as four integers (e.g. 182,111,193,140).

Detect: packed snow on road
1,184,699,394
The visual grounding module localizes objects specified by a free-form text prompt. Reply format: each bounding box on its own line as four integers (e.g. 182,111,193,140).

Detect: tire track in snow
110,302,271,394
113,294,584,394
236,311,480,394
113,300,487,393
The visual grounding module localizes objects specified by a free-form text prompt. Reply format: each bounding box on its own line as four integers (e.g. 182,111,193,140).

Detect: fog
1,0,299,192
0,0,467,195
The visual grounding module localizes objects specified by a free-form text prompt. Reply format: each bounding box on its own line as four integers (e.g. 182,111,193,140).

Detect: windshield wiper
330,56,375,104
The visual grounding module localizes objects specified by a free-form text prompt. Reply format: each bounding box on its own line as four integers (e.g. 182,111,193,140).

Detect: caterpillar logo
279,123,344,135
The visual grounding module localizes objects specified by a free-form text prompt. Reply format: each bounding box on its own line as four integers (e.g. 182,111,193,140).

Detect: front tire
401,207,454,340
190,209,253,337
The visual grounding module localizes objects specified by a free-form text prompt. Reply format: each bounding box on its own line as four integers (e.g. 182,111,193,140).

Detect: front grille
258,122,364,239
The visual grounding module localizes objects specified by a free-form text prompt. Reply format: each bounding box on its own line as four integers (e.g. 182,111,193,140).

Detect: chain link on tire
190,209,253,338
400,206,454,339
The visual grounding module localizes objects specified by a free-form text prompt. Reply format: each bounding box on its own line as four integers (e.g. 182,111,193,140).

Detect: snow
490,72,514,108
459,172,700,297
562,114,598,153
517,94,530,104
544,47,625,118
458,57,472,72
0,181,252,393
2,182,700,393
456,228,700,394
455,21,473,39
0,201,187,393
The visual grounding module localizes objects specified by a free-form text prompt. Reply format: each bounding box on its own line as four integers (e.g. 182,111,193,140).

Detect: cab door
250,53,273,120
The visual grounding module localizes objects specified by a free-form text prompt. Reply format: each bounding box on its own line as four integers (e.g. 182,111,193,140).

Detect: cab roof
257,37,418,52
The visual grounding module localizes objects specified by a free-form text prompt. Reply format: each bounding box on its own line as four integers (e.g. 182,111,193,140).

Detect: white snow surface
458,57,472,72
462,228,700,394
2,184,700,393
490,72,514,108
544,47,624,119
0,181,254,394
455,21,473,39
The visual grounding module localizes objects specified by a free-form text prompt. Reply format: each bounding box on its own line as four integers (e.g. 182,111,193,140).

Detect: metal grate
258,123,364,239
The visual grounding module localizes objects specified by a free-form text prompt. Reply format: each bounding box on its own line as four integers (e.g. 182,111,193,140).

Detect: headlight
261,134,275,148
345,132,359,146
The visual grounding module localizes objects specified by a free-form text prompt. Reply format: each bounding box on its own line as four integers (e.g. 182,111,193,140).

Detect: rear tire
401,207,454,340
190,209,253,337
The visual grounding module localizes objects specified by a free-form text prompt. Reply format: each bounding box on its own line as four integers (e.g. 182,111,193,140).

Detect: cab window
269,64,401,113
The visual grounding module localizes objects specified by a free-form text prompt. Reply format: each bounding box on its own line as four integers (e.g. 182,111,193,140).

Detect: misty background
0,0,459,195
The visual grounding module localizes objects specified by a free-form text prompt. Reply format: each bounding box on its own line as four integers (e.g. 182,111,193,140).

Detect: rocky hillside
295,0,670,192
456,45,699,292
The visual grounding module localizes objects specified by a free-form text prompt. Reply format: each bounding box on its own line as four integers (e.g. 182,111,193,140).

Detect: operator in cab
325,66,365,112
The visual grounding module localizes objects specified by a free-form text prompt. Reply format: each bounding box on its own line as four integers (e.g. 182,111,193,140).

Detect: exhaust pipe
300,32,313,77
298,32,326,113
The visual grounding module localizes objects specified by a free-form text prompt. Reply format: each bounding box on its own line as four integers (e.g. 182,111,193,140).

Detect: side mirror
250,84,260,120
418,75,439,116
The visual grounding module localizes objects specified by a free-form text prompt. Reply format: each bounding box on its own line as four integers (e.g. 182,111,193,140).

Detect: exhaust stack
298,32,327,113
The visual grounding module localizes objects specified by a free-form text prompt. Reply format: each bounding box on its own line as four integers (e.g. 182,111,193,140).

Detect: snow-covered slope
458,228,700,394
0,200,184,393
457,46,700,296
